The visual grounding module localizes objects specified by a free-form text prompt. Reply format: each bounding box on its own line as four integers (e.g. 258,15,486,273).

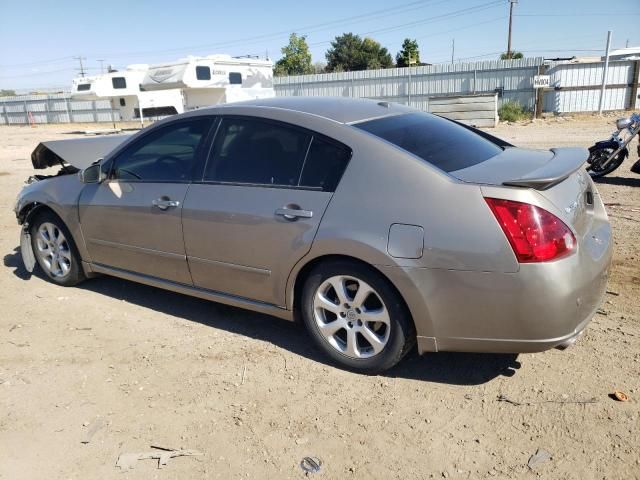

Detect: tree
313,61,327,74
0,89,16,97
500,51,524,60
274,33,314,77
325,33,394,72
396,38,421,67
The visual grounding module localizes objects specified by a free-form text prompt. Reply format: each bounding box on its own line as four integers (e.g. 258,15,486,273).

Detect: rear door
182,116,351,306
79,117,214,284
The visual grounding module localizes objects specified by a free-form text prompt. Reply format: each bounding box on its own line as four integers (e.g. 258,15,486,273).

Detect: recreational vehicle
71,65,184,122
140,55,275,110
71,55,274,122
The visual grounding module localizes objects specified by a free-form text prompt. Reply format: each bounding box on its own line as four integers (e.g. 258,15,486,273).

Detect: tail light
485,198,575,263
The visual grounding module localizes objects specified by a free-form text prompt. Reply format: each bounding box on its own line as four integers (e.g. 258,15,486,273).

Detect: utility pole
97,59,105,74
451,38,455,64
507,0,517,59
598,30,612,115
73,56,87,77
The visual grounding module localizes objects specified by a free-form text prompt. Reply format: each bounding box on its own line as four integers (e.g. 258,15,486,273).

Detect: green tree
274,33,314,77
0,89,16,97
325,33,393,72
396,38,421,67
500,51,524,60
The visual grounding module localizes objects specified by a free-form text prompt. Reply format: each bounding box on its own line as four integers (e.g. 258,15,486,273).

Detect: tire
586,146,625,178
300,260,415,374
30,210,85,287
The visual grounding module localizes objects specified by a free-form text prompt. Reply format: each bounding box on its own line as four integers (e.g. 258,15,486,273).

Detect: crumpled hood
31,134,131,169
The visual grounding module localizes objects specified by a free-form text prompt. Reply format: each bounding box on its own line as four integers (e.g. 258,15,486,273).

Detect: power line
86,0,445,60
308,0,503,47
73,56,87,77
0,56,74,68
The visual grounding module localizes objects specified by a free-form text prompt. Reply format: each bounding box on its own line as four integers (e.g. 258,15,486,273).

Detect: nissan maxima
15,97,612,373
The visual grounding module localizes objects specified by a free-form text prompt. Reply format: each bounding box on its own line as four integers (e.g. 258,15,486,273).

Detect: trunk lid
455,146,594,240
450,146,588,190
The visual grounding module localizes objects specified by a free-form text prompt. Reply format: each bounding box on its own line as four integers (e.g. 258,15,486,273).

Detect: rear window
355,112,502,172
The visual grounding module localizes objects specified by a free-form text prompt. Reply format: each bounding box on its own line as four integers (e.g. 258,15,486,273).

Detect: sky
1,0,639,91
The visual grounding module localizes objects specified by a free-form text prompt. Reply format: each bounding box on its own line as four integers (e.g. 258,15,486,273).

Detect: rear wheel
586,146,625,178
30,211,85,286
301,260,414,374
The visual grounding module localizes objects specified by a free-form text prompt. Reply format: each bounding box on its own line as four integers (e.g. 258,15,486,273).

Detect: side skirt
89,263,294,322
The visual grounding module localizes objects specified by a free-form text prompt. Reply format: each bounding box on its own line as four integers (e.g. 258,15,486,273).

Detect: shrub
498,101,530,122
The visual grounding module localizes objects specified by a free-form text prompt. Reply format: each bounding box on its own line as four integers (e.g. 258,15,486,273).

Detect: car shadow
4,247,520,385
593,175,640,187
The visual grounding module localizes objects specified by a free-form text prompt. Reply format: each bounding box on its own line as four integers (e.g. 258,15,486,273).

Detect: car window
205,117,311,187
112,118,212,182
299,136,352,191
355,112,502,172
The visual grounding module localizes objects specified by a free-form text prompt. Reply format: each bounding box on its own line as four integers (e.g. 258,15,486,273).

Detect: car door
78,117,214,284
182,116,352,306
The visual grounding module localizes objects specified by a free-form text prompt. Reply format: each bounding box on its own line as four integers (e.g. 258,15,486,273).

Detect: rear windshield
355,112,502,172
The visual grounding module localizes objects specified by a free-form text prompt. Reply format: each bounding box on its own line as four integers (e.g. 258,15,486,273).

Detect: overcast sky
1,0,639,90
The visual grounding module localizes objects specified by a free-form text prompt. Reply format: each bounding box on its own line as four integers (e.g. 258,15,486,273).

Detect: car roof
199,96,415,124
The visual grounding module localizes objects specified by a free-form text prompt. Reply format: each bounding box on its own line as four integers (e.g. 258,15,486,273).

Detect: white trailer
140,54,275,110
71,65,184,123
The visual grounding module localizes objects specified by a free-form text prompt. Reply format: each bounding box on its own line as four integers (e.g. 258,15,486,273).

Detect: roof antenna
377,101,390,108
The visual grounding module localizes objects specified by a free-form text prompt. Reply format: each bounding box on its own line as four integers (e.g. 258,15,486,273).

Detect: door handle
152,198,180,210
275,206,313,221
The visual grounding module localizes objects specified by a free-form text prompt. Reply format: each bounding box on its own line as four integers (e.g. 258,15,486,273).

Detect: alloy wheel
312,275,391,359
34,222,72,278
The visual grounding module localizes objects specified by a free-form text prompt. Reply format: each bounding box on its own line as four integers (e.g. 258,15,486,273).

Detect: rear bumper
380,219,612,355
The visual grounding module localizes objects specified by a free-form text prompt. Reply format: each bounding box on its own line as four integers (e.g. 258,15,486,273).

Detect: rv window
77,83,91,91
112,77,127,89
299,137,352,192
229,72,242,84
119,98,126,107
112,118,213,182
196,66,211,81
205,117,311,187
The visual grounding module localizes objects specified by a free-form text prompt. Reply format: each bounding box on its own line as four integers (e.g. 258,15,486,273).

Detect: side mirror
78,159,107,184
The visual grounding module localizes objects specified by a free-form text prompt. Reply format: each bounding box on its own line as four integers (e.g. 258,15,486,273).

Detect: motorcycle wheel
586,146,625,178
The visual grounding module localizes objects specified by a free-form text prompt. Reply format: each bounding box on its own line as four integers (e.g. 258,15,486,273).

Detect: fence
0,93,116,125
274,57,544,112
274,58,640,117
543,60,640,113
2,58,639,125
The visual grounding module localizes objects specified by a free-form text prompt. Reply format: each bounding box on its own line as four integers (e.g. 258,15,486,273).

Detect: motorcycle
586,112,640,178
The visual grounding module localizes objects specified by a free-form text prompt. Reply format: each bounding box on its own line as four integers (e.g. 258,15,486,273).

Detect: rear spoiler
502,147,588,190
31,135,130,170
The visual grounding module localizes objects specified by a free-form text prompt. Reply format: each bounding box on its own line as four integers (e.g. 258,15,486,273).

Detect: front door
182,116,352,306
79,117,213,284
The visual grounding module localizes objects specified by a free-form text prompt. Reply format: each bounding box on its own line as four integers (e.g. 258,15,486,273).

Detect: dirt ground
1,116,639,480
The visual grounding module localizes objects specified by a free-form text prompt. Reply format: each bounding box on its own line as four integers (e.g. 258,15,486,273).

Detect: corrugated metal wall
2,58,638,124
274,58,640,115
543,60,638,113
0,93,116,125
274,58,544,111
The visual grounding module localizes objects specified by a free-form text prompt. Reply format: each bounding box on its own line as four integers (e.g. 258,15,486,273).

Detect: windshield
355,112,503,172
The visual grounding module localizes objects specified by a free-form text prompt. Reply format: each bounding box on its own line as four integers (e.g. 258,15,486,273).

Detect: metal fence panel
0,93,116,124
274,58,544,112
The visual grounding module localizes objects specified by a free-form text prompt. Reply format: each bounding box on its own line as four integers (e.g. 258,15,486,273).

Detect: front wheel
300,260,414,374
30,211,85,286
586,146,626,178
